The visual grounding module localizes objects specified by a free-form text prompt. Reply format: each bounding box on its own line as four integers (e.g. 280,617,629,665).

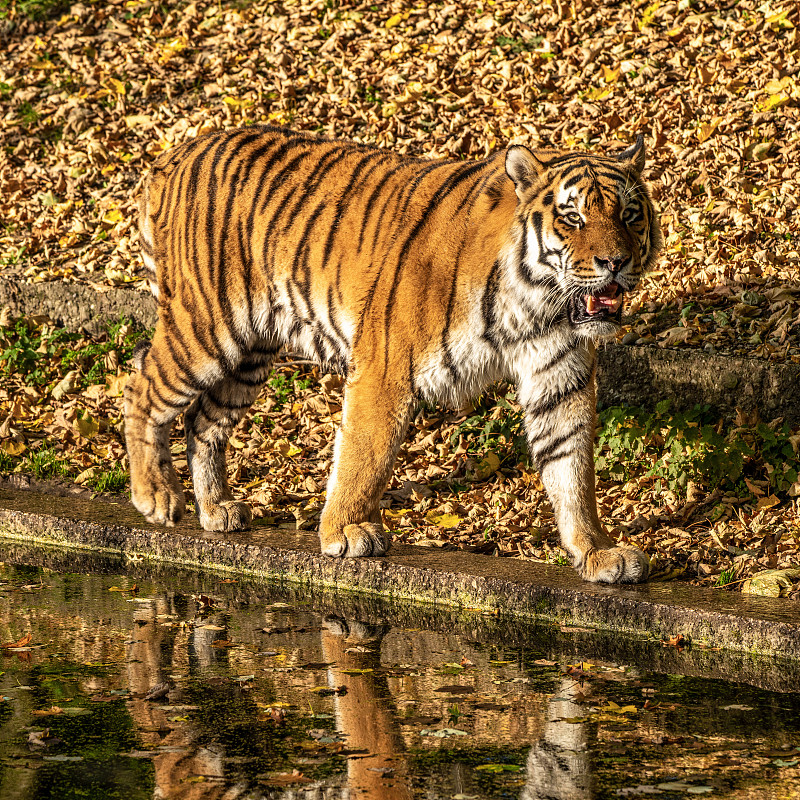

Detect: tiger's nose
595,255,626,274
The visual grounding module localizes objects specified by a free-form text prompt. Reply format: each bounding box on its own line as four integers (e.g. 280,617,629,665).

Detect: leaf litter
0,0,799,596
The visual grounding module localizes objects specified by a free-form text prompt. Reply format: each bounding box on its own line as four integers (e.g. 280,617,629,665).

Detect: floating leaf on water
419,728,468,737
475,763,522,773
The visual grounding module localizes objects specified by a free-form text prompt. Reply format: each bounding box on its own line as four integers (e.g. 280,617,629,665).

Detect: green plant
0,317,150,389
595,401,800,502
1,0,70,21
495,34,543,54
18,101,39,127
267,370,311,411
715,567,737,588
23,447,71,480
87,465,128,494
451,391,528,465
0,449,13,474
0,319,77,385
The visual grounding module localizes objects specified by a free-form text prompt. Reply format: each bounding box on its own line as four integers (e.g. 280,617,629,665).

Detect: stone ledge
3,277,798,422
0,486,798,663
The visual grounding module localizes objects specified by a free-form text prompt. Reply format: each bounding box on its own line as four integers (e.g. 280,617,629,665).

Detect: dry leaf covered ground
0,0,799,595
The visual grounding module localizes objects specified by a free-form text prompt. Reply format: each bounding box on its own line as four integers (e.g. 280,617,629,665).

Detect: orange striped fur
125,126,661,583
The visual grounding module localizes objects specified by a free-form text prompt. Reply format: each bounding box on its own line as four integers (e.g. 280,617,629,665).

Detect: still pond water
0,555,799,800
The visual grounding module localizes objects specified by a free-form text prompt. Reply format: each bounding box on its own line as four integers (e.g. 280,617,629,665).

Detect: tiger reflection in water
125,601,594,800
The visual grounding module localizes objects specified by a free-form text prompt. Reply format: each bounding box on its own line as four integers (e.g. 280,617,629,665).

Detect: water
0,550,798,800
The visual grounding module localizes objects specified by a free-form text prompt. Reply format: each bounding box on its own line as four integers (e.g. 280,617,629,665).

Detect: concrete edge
2,277,799,421
0,488,798,663
3,535,799,694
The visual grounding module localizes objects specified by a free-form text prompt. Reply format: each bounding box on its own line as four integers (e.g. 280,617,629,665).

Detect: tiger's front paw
578,546,649,584
132,476,185,527
320,522,390,558
198,500,252,532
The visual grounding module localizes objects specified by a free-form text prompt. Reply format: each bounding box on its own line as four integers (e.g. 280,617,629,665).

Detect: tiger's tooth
586,295,598,312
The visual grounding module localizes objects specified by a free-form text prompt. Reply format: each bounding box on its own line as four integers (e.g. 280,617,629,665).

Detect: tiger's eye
563,212,582,226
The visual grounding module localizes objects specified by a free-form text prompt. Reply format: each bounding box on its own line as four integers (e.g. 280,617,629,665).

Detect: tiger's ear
615,134,646,176
505,145,545,198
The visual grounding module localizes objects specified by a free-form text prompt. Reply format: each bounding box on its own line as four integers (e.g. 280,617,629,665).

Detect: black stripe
319,151,386,273
481,258,501,351
526,369,592,418
382,161,488,363
356,162,410,253
537,445,579,471
532,338,577,374
531,423,584,463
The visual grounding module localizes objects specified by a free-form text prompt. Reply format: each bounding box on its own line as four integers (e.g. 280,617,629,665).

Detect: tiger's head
505,136,662,340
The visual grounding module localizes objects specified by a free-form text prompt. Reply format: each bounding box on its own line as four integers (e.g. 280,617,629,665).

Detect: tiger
124,125,662,584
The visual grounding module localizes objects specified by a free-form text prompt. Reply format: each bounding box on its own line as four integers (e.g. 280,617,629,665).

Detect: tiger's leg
523,372,649,584
184,348,276,532
124,329,204,527
319,370,415,558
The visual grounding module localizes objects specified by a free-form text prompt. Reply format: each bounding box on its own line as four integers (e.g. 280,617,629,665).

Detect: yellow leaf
587,86,612,101
384,13,403,28
766,9,793,28
427,512,461,529
276,439,302,458
467,451,500,482
108,78,126,96
103,208,124,225
639,0,660,29
124,114,152,129
105,267,135,284
0,440,26,456
696,116,722,143
76,414,99,440
765,76,792,94
108,374,130,398
75,467,97,485
602,66,620,84
756,494,780,510
159,36,187,64
756,92,790,112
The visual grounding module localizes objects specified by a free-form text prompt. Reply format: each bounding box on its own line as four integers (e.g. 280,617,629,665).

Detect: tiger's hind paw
320,522,390,558
578,546,649,584
198,500,252,532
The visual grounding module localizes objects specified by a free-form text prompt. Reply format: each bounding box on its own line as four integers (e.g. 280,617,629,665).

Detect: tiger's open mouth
568,281,624,326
